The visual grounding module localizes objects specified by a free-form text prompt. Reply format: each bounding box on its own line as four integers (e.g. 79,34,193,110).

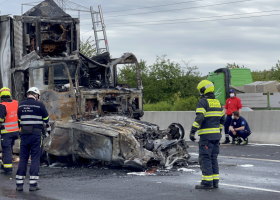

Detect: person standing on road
189,80,225,189
222,89,242,144
229,111,251,145
16,87,51,191
0,87,19,175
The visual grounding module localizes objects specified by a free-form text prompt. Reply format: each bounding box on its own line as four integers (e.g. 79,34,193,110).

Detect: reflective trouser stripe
16,175,25,185
219,124,223,129
225,134,229,137
30,176,39,180
198,128,220,135
20,121,43,125
16,175,25,179
16,180,24,184
30,180,37,184
213,174,219,180
202,175,213,181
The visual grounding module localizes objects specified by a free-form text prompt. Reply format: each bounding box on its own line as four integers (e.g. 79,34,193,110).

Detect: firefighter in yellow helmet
0,87,19,175
189,80,225,189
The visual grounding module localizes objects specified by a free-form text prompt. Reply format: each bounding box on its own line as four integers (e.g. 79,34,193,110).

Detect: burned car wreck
0,0,190,169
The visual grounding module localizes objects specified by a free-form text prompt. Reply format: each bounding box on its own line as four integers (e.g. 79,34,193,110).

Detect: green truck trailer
207,68,254,105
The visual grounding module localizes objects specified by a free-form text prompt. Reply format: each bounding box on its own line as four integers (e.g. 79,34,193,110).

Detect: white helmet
27,87,40,99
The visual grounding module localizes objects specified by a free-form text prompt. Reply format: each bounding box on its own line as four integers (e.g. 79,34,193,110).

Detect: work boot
213,180,219,188
195,181,213,189
29,185,41,191
236,138,242,145
243,138,249,145
221,138,230,144
16,186,23,191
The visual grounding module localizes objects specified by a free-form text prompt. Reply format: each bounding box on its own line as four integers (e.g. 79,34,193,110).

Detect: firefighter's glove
46,123,51,136
189,132,196,142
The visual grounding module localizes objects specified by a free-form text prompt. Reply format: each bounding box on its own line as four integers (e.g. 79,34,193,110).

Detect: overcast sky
1,0,280,75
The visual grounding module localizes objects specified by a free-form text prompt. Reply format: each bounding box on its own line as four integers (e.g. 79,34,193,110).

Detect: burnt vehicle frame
0,0,190,168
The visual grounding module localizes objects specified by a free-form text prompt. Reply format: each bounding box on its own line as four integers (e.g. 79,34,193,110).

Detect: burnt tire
169,123,185,139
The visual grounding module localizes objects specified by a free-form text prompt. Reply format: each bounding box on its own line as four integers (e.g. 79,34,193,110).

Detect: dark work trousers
198,139,220,183
229,130,251,140
16,131,42,187
224,115,232,138
1,131,19,172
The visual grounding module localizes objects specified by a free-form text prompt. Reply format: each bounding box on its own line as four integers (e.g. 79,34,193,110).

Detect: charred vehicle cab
0,0,189,169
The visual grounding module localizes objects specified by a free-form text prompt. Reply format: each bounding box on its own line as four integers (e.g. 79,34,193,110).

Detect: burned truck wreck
0,0,190,168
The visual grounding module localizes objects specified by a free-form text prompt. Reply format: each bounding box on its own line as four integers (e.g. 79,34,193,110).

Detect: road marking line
190,153,280,163
220,183,280,193
219,156,280,163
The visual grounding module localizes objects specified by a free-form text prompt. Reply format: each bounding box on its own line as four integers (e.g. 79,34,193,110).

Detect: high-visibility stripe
21,115,42,120
29,180,37,184
20,121,43,125
2,121,18,126
202,175,213,181
0,118,5,123
3,164,12,168
219,124,224,129
225,134,229,137
30,176,39,180
192,121,200,128
213,174,219,180
43,116,49,121
6,126,18,130
16,175,25,179
196,108,206,115
18,119,21,122
205,111,224,117
16,180,24,184
198,128,220,135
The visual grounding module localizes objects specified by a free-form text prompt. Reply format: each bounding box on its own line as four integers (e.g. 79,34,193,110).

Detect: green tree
80,36,97,58
251,61,280,81
117,55,202,104
226,63,245,68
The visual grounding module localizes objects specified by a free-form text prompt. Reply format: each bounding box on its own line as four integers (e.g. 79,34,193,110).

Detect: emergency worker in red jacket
221,89,242,144
0,87,19,174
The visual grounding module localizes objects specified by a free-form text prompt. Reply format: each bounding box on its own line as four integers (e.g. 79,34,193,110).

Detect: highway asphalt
0,141,280,200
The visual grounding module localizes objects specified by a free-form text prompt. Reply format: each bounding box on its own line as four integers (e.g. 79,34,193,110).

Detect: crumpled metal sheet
44,116,190,168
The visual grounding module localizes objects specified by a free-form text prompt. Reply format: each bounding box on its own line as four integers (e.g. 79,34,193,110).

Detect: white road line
219,156,280,163
189,153,280,163
220,183,280,194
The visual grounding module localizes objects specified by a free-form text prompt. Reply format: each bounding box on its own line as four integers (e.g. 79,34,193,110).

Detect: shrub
143,96,199,111
143,101,173,111
172,96,198,111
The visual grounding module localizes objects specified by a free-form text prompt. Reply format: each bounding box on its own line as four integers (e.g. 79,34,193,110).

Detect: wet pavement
0,141,280,200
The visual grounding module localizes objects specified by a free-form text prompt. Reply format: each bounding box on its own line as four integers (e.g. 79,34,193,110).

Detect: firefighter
0,87,19,175
189,80,225,189
16,87,51,191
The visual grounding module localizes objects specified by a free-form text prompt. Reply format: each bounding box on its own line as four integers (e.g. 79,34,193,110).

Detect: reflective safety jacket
0,100,19,134
191,93,225,140
18,98,49,130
